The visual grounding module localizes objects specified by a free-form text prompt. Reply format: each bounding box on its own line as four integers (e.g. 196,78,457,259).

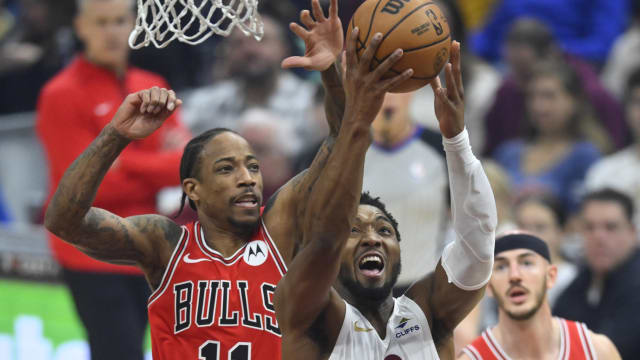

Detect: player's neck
83,53,127,79
197,215,254,258
343,290,395,338
495,305,559,359
372,119,415,148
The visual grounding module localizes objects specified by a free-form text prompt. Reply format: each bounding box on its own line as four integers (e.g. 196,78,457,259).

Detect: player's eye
379,227,392,236
248,163,260,172
351,227,360,234
217,165,233,173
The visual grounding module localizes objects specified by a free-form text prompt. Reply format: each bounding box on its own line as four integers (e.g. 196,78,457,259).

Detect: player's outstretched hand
111,87,182,140
281,0,343,71
343,27,413,124
430,41,464,139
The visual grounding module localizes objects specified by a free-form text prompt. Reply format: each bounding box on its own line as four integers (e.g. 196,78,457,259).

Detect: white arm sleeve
440,128,497,291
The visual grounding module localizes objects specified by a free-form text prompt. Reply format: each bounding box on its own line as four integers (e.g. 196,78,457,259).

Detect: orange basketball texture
347,0,451,93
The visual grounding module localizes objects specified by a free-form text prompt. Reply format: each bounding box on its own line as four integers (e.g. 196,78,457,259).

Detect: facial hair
494,276,547,321
338,262,402,303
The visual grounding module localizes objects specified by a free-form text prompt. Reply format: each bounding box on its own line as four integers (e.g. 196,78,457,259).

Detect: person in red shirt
43,0,352,358
459,232,620,360
35,0,190,359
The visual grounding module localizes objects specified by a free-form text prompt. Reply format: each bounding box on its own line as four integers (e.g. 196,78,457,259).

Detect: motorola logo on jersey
173,280,280,337
243,240,268,266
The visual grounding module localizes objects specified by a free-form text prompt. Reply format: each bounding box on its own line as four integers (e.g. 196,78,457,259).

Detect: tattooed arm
45,87,183,289
263,0,347,263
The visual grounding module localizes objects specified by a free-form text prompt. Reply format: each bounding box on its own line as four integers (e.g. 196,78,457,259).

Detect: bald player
459,232,621,360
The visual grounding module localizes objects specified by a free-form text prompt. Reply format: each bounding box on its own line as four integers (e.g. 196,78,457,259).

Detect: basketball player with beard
275,32,498,359
459,232,621,360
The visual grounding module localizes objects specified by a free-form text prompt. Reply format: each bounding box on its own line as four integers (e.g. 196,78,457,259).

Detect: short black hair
360,192,401,242
176,128,237,216
580,188,635,223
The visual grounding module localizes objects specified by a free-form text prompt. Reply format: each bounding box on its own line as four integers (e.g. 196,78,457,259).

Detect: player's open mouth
508,287,528,304
234,194,258,208
357,252,385,278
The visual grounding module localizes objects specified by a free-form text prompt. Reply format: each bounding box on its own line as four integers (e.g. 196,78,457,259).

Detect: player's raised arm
262,0,347,262
44,87,184,288
405,42,497,343
274,27,412,336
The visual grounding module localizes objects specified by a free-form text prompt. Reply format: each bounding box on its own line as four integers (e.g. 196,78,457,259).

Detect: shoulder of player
128,214,184,249
588,330,621,359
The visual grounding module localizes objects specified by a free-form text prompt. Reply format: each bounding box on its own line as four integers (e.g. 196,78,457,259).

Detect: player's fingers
311,0,326,22
289,22,309,40
300,10,315,29
149,86,162,113
380,69,413,92
156,88,169,114
329,0,338,19
451,41,464,100
281,56,312,69
140,89,151,113
429,76,442,93
372,48,403,80
360,33,383,75
346,27,359,75
444,63,460,103
167,90,177,111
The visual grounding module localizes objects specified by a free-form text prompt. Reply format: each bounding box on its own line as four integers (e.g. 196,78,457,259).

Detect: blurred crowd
1,0,640,358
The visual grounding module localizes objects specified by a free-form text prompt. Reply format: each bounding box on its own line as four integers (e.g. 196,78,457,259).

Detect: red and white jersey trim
260,220,287,276
462,318,594,360
147,227,189,306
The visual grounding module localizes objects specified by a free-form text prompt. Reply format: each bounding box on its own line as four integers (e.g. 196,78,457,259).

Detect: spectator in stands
492,60,602,213
586,68,640,229
362,91,448,293
484,19,626,155
0,0,74,114
514,193,577,306
408,0,501,154
554,189,640,360
35,0,190,359
601,0,640,100
182,14,316,142
237,107,301,199
471,0,629,64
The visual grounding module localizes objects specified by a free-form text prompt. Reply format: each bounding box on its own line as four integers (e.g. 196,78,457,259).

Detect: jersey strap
562,318,596,360
260,219,287,276
148,226,189,305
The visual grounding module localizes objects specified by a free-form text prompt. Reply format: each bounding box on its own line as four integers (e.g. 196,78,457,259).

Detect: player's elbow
44,205,78,243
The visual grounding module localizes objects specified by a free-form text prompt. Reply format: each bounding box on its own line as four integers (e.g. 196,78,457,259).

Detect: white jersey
329,295,440,360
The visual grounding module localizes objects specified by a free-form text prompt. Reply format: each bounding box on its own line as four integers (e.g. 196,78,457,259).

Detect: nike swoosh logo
183,253,212,264
353,321,374,333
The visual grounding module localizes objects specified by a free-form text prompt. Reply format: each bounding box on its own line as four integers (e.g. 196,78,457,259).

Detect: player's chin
229,212,260,231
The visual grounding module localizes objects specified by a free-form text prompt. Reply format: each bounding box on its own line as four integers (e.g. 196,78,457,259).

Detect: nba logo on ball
348,0,451,93
244,240,268,266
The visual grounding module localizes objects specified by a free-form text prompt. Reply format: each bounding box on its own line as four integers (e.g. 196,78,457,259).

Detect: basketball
347,0,451,93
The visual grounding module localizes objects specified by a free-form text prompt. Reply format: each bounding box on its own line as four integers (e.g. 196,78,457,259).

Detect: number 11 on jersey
199,341,251,360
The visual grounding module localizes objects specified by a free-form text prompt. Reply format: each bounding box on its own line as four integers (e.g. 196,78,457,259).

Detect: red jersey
462,318,597,360
148,221,286,360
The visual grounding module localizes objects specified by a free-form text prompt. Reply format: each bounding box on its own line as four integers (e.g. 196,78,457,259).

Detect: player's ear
546,263,558,289
183,178,201,205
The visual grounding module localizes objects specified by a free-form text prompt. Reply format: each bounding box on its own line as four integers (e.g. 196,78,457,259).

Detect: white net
129,0,263,49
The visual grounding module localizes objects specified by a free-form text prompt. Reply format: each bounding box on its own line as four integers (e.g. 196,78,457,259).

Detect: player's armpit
68,209,182,289
591,332,622,360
